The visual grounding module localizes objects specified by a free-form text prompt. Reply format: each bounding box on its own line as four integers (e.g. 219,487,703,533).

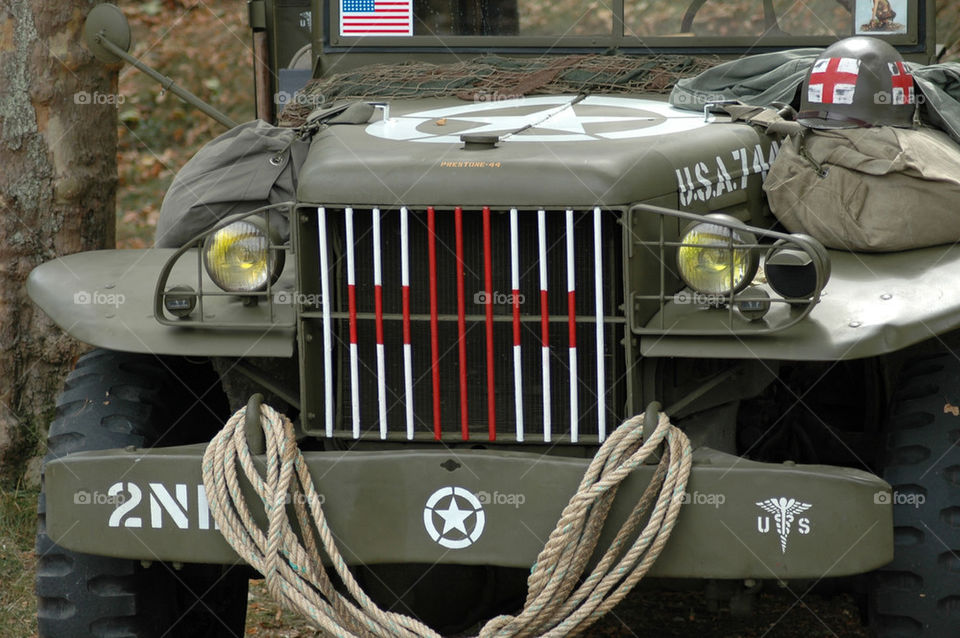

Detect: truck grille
300,206,625,443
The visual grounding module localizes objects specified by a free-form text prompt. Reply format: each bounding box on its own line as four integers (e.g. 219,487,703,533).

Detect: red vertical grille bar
510,208,523,442
400,207,414,440
483,205,496,441
455,206,469,440
428,206,441,440
566,209,578,443
373,208,387,439
538,209,551,442
345,207,360,438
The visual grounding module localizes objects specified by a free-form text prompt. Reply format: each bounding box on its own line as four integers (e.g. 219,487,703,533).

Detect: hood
297,95,765,207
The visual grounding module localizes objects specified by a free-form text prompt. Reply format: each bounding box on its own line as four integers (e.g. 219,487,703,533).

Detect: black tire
871,351,960,636
36,349,248,638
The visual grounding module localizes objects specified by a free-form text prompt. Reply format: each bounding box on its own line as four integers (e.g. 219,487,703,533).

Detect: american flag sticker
340,0,413,36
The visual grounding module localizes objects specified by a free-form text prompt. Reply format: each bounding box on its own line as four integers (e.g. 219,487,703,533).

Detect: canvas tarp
670,52,960,146
763,126,960,252
155,120,308,248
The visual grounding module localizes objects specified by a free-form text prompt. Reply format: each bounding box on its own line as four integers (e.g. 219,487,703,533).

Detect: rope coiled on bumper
202,404,691,637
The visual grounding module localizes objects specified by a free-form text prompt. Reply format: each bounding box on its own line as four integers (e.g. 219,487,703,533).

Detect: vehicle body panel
298,95,757,207
642,245,960,360
27,250,295,357
46,444,892,578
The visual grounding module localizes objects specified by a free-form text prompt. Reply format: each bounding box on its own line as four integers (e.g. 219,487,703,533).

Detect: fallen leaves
117,0,253,248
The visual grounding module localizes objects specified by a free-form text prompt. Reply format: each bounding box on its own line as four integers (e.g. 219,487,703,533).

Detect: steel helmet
798,36,915,129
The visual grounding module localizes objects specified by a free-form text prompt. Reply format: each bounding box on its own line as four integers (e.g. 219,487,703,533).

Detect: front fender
642,244,960,361
27,249,295,357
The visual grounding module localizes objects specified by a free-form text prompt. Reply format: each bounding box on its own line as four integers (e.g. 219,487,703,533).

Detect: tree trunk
0,0,116,483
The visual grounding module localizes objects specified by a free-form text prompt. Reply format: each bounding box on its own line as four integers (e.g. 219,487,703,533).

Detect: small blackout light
735,288,771,321
163,285,197,319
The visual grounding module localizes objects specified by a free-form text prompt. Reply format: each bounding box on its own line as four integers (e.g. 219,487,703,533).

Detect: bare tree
0,0,116,482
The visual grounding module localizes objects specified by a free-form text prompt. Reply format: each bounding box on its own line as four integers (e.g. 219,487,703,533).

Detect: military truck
29,0,956,636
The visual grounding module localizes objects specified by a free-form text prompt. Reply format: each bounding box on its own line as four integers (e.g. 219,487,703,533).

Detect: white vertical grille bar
510,208,523,442
566,208,579,443
593,206,606,441
317,208,334,438
401,206,414,440
345,207,361,439
538,209,551,443
373,208,388,439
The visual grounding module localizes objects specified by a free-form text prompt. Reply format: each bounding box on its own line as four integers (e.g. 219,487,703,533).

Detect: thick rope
202,405,691,638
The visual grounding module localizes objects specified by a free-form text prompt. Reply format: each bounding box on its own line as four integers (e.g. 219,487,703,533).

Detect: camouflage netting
279,54,720,127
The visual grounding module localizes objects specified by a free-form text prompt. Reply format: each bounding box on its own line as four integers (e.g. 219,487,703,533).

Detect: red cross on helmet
798,36,916,129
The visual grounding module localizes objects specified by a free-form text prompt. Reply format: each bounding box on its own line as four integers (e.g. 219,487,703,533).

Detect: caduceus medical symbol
756,497,812,553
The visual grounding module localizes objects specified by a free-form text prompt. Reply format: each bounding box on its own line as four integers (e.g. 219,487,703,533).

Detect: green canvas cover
670,51,960,145
155,120,308,247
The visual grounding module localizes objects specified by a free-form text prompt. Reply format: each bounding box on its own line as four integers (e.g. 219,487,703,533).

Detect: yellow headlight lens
677,221,757,295
203,220,281,292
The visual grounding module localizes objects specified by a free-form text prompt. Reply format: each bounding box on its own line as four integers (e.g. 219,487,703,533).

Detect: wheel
36,349,248,638
871,351,960,636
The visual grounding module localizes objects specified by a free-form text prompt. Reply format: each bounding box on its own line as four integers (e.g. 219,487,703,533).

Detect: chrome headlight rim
676,214,759,296
202,216,285,293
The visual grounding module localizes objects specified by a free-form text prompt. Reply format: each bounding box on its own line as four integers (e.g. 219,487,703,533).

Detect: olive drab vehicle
28,0,960,636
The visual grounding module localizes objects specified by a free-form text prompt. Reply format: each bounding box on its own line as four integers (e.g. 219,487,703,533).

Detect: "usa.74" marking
675,142,780,207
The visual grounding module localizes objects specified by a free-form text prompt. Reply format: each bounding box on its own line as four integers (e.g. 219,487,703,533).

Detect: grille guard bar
153,203,296,330
625,204,830,336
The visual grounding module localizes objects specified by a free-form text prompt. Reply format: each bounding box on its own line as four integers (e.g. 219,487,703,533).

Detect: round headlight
677,217,758,295
203,219,283,292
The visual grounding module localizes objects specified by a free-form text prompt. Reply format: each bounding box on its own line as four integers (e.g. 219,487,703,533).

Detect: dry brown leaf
945,403,959,416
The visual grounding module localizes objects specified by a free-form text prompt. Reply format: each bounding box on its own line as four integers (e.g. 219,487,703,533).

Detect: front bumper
47,445,892,579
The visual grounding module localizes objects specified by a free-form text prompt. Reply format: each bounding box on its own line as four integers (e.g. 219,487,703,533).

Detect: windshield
625,0,858,38
334,0,916,45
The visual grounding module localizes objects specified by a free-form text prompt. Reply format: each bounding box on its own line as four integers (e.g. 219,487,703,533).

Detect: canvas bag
155,119,308,248
763,126,960,252
155,103,377,248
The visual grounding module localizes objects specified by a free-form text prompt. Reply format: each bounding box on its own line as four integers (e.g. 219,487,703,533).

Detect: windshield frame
321,0,927,54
